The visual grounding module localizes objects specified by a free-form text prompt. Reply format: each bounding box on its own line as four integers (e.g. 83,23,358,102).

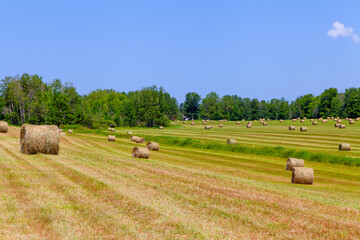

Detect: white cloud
327,21,360,43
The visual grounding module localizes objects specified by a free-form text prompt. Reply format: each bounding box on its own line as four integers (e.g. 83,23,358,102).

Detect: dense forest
1,73,360,128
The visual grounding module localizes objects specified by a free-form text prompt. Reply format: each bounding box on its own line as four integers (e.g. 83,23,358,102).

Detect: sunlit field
0,121,359,239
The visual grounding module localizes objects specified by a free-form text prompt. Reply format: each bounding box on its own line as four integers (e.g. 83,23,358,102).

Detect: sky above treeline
1,1,360,103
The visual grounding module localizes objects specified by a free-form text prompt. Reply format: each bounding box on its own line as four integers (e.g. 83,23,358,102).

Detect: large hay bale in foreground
20,125,59,155
339,124,346,129
68,129,73,133
339,143,350,151
146,142,159,151
227,139,237,144
286,158,304,170
132,147,150,159
108,135,116,141
291,167,314,185
300,127,307,132
0,121,9,133
289,126,295,130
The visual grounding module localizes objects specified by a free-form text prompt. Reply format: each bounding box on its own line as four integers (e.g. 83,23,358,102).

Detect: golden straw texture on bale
146,142,159,151
300,127,307,132
286,158,304,171
291,167,314,184
132,147,150,159
20,125,59,155
289,126,295,130
0,121,9,133
227,139,237,144
108,135,116,141
339,143,351,151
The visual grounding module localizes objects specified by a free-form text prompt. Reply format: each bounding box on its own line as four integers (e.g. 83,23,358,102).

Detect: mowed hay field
0,123,359,239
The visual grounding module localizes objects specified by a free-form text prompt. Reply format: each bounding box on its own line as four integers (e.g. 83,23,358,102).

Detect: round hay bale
246,124,252,128
297,118,300,120
291,167,314,185
20,125,59,155
345,118,349,121
224,119,227,122
279,119,284,122
312,122,318,125
303,117,307,119
267,119,270,122
0,121,8,133
191,122,195,125
356,118,359,121
206,120,210,122
109,128,115,132
108,135,116,141
108,128,112,131
202,120,205,122
205,126,211,130
300,120,305,123
59,129,63,133
159,126,164,129
292,119,297,122
339,143,350,151
289,126,295,130
132,147,150,159
227,139,237,144
286,158,304,170
310,119,314,122
219,124,223,128
68,129,73,133
349,121,355,124
203,122,207,125
300,127,307,132
210,120,213,123
334,123,340,127
146,142,159,151
127,131,133,134
327,117,330,119
339,124,346,129
337,119,342,123
236,122,240,125
183,121,186,124
322,120,327,123
130,136,145,143
262,122,267,126
171,122,174,125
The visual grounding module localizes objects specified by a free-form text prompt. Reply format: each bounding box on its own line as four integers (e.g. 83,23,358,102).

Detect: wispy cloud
327,21,360,43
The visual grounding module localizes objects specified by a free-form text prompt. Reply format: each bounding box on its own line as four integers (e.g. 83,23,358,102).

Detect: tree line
1,73,360,128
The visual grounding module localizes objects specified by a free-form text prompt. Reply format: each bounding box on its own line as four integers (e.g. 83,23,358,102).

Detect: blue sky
1,1,360,102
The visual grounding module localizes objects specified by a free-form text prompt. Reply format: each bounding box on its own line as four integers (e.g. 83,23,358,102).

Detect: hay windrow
20,124,59,155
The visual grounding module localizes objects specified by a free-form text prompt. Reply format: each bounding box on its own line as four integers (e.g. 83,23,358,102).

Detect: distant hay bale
20,125,59,155
310,119,314,122
130,136,145,143
206,120,210,122
297,118,300,120
262,122,267,126
132,147,150,159
68,129,73,133
322,120,327,123
210,120,213,123
337,119,342,123
300,120,305,123
219,124,223,128
291,167,314,185
146,142,159,151
327,117,330,119
203,122,207,125
345,118,349,121
356,118,359,121
171,122,174,125
108,128,111,131
183,121,186,124
109,128,115,132
0,121,9,133
303,117,307,119
349,121,355,124
339,124,346,129
205,126,212,130
286,157,304,171
236,122,240,125
267,119,270,122
159,126,164,129
289,126,295,130
202,120,205,122
334,123,340,127
312,122,318,125
227,139,237,144
339,143,350,151
246,124,252,128
279,119,284,122
127,131,133,134
224,119,227,122
108,135,116,141
300,127,307,132
292,119,297,122
191,122,195,125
